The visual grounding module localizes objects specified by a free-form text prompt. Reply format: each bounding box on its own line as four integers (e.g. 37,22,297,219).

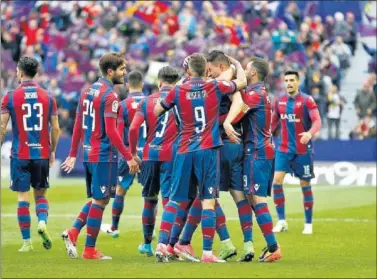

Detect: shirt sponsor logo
149,144,162,150
281,113,300,122
296,102,302,107
25,142,42,148
86,88,100,97
279,102,286,105
131,101,139,109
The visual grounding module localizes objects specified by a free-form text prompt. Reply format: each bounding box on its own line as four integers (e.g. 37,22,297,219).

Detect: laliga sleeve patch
112,101,119,113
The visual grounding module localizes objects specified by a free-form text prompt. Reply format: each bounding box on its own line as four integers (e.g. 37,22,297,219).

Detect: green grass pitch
1,179,376,278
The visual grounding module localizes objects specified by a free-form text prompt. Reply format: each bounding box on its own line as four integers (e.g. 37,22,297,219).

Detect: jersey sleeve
216,80,237,95
306,95,318,111
117,103,125,124
271,98,280,133
243,90,262,111
161,87,176,111
1,92,10,114
104,92,120,118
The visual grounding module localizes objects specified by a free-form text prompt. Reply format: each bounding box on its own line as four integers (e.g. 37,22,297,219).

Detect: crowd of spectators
1,0,375,139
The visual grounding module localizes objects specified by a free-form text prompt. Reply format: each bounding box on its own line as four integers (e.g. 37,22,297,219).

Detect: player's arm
61,97,83,173
104,94,139,174
299,96,322,144
129,108,145,156
49,97,60,167
1,92,10,145
226,55,247,91
271,98,280,134
154,87,176,117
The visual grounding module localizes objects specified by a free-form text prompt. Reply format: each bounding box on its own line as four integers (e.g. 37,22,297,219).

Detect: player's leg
195,148,226,263
292,153,315,234
216,144,237,261
246,158,281,263
157,154,192,263
138,161,160,257
11,159,33,252
82,162,117,260
272,151,290,233
62,163,92,258
31,159,52,250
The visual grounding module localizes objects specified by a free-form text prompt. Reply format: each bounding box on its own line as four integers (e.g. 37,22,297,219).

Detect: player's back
173,78,233,153
2,81,56,159
120,92,146,151
142,86,178,161
79,78,119,162
274,92,316,154
242,82,274,160
219,95,243,142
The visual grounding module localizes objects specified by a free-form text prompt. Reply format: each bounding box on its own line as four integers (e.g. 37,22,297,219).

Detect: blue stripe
258,93,266,158
24,87,41,159
286,99,296,153
99,89,112,162
8,92,20,158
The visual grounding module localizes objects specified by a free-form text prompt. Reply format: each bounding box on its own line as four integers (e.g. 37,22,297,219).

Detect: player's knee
93,197,110,207
253,195,267,205
273,172,285,184
300,179,311,187
201,198,216,210
18,191,31,203
230,189,246,203
116,185,126,196
33,188,47,198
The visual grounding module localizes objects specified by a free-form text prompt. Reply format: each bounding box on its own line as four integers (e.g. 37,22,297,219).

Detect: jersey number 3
22,103,43,131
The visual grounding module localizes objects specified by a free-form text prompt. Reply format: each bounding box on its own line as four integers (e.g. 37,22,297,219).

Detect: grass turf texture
1,179,376,278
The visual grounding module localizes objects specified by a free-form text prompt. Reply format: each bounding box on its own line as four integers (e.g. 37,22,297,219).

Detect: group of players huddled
1,50,321,263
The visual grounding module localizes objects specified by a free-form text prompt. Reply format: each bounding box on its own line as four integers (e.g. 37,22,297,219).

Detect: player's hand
225,54,241,67
299,132,312,144
223,121,241,144
127,158,140,174
61,157,77,174
133,154,142,165
49,152,56,168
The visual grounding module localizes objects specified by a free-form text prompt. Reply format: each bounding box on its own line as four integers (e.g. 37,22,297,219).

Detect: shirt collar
246,81,265,91
160,85,174,92
20,80,37,87
128,91,144,96
98,77,113,88
287,91,302,99
189,77,205,82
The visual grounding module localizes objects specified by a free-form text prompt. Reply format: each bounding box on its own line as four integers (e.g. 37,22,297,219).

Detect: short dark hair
206,50,230,66
158,66,179,84
284,70,300,79
127,70,143,88
250,56,269,81
99,52,126,76
188,53,207,77
18,56,39,78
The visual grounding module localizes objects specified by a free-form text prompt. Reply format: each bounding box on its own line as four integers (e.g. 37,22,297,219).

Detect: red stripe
19,222,30,228
304,201,313,207
255,205,269,216
273,188,284,194
238,203,252,215
36,198,48,204
18,207,30,215
87,226,100,237
16,88,30,159
179,86,193,154
303,190,313,197
36,209,48,214
280,95,289,153
274,197,285,205
88,206,103,219
202,227,216,238
294,96,306,154
142,216,155,224
200,83,216,149
259,222,273,235
37,88,50,158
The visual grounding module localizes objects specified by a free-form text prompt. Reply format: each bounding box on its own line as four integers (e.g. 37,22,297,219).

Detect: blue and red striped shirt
161,78,237,154
272,92,319,154
241,82,274,159
118,92,146,152
74,78,120,162
130,85,178,161
1,81,57,160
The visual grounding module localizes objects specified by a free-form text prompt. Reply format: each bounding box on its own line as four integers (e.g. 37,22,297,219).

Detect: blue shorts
118,151,143,190
243,155,274,197
84,162,118,200
219,142,244,192
275,151,314,181
139,160,172,198
10,159,49,192
170,148,220,202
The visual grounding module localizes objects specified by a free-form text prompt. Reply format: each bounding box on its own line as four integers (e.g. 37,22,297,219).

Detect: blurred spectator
354,81,377,119
284,2,302,31
326,84,345,139
334,12,350,38
272,22,297,54
331,36,351,70
349,115,376,139
344,12,358,56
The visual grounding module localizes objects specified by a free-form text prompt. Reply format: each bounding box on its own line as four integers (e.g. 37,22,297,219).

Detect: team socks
254,203,277,252
201,209,216,251
142,199,158,244
179,198,201,245
236,199,253,242
35,196,49,223
72,200,92,232
85,203,105,248
158,201,179,245
169,201,190,246
273,184,285,220
111,195,125,231
18,201,31,240
302,185,314,224
215,200,230,241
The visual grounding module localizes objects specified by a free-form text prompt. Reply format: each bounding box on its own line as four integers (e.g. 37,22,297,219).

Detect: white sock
221,238,230,244
203,250,212,256
24,239,31,244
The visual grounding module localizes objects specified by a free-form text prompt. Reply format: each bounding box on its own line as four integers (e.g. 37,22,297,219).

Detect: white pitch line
1,213,375,223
